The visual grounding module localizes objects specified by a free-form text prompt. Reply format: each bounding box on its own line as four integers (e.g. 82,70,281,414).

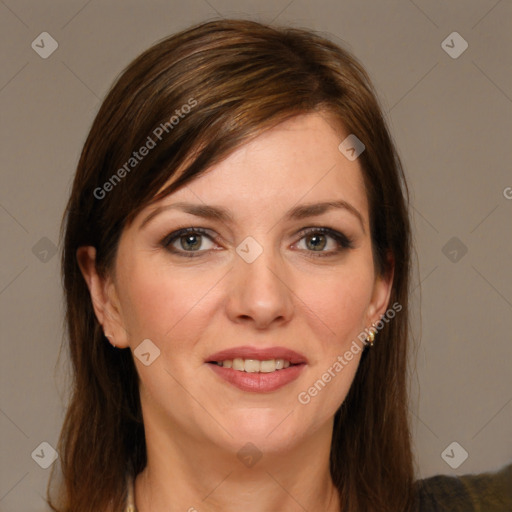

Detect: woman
49,19,511,512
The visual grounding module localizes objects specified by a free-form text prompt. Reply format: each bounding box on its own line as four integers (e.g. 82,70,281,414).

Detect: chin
219,410,303,451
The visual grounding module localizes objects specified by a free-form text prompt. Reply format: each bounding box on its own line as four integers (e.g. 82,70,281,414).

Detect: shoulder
414,463,512,512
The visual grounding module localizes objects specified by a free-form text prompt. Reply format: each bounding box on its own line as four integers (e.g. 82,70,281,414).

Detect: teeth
244,359,260,373
216,358,293,373
232,358,245,371
260,360,276,373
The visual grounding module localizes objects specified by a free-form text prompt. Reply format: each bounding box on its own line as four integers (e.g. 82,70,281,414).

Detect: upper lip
206,346,307,365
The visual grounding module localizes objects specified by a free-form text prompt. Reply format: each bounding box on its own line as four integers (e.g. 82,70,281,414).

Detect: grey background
1,1,511,510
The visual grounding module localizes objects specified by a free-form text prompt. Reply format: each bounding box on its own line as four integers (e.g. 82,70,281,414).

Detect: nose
225,246,294,330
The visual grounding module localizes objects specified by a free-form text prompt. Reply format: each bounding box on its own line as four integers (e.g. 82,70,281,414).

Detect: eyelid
160,226,216,246
160,225,354,257
160,227,221,257
293,226,354,250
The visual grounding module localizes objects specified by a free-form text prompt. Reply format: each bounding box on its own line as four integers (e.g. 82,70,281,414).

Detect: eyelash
160,226,354,259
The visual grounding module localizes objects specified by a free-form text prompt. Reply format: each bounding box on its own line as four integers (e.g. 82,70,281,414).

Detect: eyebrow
139,199,366,233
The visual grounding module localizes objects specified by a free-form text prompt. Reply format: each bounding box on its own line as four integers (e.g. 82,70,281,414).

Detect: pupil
181,234,201,250
307,234,326,251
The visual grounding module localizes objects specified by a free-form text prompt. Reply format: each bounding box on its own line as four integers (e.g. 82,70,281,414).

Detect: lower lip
207,363,306,392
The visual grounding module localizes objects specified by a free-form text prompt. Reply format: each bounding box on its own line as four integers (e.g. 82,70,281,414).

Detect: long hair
49,18,415,512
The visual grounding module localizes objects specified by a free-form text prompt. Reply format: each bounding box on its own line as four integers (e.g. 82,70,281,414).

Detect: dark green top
415,463,512,511
124,463,512,511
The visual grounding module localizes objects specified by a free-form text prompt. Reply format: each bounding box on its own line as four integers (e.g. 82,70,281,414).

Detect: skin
78,112,394,512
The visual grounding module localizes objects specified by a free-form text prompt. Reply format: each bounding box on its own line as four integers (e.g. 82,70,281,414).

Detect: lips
208,362,305,392
205,345,307,392
206,346,308,365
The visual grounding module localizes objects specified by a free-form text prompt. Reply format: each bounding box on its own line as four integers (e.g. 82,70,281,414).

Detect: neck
134,415,340,512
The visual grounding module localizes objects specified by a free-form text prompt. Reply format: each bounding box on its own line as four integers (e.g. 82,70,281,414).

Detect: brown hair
50,18,415,512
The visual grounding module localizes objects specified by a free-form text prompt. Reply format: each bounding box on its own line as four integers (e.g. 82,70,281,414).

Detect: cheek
297,259,375,351
116,257,223,341
294,265,372,422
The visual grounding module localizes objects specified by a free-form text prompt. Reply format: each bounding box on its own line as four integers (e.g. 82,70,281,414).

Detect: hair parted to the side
50,18,415,512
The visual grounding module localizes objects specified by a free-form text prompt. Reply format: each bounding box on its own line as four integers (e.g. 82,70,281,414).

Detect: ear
366,252,395,327
76,246,130,348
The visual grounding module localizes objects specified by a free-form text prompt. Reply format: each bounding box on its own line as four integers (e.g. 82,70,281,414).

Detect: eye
294,227,354,256
161,227,217,257
160,226,354,259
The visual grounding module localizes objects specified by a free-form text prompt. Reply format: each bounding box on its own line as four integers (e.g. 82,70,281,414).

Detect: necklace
125,473,137,511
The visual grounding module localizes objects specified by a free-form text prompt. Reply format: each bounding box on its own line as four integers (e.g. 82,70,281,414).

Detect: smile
211,358,293,373
207,360,306,392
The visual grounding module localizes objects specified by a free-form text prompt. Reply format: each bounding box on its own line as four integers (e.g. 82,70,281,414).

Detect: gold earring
366,324,376,347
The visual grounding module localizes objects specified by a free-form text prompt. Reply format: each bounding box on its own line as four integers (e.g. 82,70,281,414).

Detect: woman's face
83,112,393,455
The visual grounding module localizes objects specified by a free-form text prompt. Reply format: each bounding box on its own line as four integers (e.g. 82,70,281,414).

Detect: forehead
140,112,369,226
